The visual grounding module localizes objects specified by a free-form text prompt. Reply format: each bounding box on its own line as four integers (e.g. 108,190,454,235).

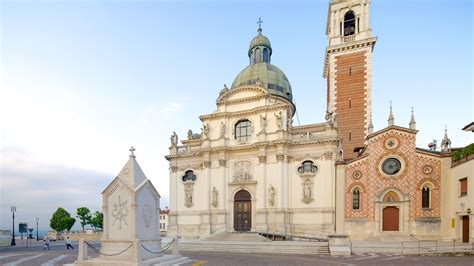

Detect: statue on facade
202,123,210,139
287,118,293,132
274,111,282,129
211,187,218,207
220,121,225,138
170,131,178,147
325,110,337,129
184,183,194,208
187,129,193,140
260,114,267,133
303,183,312,203
268,185,275,207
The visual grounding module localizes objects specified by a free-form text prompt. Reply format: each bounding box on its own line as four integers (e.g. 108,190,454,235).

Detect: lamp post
36,217,39,241
10,206,16,246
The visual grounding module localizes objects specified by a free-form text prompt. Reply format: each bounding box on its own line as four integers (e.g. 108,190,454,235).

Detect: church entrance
462,216,469,243
382,206,399,231
234,190,251,232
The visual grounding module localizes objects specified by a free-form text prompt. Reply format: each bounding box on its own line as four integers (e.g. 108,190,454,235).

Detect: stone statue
287,118,293,132
274,111,282,129
187,129,193,140
170,131,178,147
220,122,225,138
268,185,275,207
219,84,229,96
211,187,218,207
184,183,194,208
303,183,312,203
325,110,337,129
202,123,210,139
260,114,267,132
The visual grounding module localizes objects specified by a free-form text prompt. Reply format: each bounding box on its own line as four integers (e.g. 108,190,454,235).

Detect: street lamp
10,206,16,246
36,217,39,241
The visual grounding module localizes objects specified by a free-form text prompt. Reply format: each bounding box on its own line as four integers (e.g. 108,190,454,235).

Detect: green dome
248,33,272,56
231,62,293,101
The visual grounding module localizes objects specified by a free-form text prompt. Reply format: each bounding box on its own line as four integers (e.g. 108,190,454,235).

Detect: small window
422,186,430,208
352,188,360,210
344,11,356,36
460,178,468,196
349,98,352,108
235,120,252,142
182,170,196,182
349,131,352,141
255,48,261,63
263,48,269,63
298,160,317,174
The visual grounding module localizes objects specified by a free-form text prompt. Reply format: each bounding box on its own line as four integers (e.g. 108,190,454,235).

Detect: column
276,154,285,209
219,158,227,231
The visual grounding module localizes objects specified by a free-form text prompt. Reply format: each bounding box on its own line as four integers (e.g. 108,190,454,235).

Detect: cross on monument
257,17,263,31
129,146,136,158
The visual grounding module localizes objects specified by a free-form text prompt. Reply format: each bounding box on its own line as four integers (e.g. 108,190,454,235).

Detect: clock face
381,158,402,175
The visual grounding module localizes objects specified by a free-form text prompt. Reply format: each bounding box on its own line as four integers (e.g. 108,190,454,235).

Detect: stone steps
153,255,191,266
180,240,330,255
207,232,269,242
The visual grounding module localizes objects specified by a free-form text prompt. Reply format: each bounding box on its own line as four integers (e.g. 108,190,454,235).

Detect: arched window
352,188,361,210
344,11,356,36
182,170,196,182
298,160,317,174
250,51,254,64
255,48,262,63
422,186,430,208
263,48,269,63
235,120,252,142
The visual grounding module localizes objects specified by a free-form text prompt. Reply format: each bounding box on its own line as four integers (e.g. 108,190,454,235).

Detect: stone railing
292,130,326,141
342,35,355,42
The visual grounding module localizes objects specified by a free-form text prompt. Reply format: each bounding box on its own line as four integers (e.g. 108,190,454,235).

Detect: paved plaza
1,241,473,265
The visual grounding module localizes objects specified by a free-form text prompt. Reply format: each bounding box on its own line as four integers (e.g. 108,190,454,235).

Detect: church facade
165,0,473,243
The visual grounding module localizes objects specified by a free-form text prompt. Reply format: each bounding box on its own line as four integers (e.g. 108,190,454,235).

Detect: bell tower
324,0,377,160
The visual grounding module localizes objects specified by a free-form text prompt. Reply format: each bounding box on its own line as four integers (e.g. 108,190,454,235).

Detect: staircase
180,239,330,255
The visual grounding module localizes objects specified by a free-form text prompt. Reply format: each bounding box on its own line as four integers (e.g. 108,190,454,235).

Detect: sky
0,0,472,233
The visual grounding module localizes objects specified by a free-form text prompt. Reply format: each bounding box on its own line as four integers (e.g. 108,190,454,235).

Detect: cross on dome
257,17,263,33
129,146,136,158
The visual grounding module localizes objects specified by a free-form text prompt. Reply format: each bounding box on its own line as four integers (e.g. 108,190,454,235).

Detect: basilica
165,0,472,243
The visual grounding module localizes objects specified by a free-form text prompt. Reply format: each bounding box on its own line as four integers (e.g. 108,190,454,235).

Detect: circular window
422,165,433,175
381,158,402,176
384,137,399,149
182,170,196,182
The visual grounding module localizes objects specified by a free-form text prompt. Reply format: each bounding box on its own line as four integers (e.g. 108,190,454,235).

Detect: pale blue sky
0,0,472,232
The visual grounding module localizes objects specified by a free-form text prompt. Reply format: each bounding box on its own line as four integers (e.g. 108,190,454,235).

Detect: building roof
462,122,474,132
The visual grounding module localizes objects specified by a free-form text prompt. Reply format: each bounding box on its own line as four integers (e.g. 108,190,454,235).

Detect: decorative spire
441,126,452,153
368,115,374,134
129,146,136,158
257,16,263,34
409,107,416,130
388,101,394,126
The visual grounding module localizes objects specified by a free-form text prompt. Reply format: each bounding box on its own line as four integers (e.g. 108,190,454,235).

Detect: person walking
43,237,50,250
66,237,74,250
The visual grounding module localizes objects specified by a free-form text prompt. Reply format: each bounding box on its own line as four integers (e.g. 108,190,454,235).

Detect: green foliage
90,211,103,230
452,143,474,161
76,207,92,232
50,207,76,232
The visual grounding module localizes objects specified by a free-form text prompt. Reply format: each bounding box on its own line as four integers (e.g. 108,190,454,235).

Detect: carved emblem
111,196,128,230
352,170,362,179
384,137,399,150
233,161,252,182
422,165,433,175
141,204,152,228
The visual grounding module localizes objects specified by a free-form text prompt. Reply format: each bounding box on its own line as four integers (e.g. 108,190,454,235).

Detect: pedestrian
43,236,50,250
66,236,74,250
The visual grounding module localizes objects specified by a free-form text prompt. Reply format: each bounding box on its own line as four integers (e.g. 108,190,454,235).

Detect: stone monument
74,147,188,265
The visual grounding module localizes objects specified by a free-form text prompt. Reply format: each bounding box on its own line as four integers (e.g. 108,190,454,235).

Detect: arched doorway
382,192,400,231
234,190,251,232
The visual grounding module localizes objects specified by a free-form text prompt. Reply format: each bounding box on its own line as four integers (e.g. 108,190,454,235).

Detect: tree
76,207,92,232
50,208,76,232
90,211,103,231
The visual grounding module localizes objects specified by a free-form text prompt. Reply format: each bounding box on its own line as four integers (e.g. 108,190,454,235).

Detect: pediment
217,86,268,104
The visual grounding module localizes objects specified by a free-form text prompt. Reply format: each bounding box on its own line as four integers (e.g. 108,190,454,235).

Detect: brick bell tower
324,0,377,160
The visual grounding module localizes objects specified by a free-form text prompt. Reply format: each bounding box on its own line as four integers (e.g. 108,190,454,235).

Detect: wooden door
234,190,251,232
383,206,399,231
462,216,469,243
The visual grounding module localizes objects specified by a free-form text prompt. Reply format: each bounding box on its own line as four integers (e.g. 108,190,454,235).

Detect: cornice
199,103,289,121
323,37,377,78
